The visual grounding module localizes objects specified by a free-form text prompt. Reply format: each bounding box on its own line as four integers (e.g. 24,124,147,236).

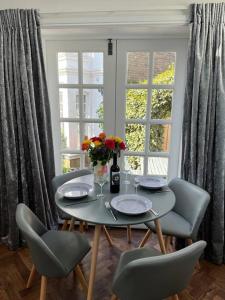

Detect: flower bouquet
81,132,126,181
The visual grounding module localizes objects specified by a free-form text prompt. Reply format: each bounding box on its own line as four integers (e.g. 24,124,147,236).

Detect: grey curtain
0,9,57,249
182,3,225,264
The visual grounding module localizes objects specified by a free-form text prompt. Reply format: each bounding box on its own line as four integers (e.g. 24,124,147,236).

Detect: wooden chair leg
26,264,36,288
75,265,88,295
187,239,201,269
111,294,118,300
154,219,167,254
61,220,68,231
40,276,47,300
85,221,89,230
139,229,151,248
69,217,75,231
127,225,132,243
165,236,172,252
79,221,84,233
103,226,113,246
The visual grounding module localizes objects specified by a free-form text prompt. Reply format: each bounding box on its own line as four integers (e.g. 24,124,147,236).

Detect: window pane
150,124,171,152
84,154,91,168
61,153,81,173
125,124,145,152
127,52,149,84
148,157,168,176
152,52,176,85
59,88,79,118
83,53,103,84
61,122,80,150
151,89,173,119
83,88,103,119
126,89,147,119
124,156,144,175
58,53,78,84
84,123,103,138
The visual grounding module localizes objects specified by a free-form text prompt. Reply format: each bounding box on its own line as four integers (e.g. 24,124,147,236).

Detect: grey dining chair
16,203,91,300
139,178,210,254
52,168,114,245
111,241,206,300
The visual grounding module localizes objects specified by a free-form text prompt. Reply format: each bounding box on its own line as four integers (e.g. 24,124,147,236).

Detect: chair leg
85,221,89,230
139,229,151,248
111,295,118,300
103,226,113,246
40,276,47,300
127,225,132,243
165,236,172,252
75,265,88,295
26,264,36,288
187,239,201,269
61,220,68,231
69,217,76,231
79,221,84,233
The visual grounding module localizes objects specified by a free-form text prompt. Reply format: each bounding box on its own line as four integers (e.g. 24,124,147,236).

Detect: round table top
55,174,175,226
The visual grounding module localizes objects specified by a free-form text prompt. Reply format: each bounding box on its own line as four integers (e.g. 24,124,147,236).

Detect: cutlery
105,201,117,221
64,198,97,207
149,208,159,216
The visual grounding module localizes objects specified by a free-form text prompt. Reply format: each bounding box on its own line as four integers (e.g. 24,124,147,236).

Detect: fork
105,201,117,221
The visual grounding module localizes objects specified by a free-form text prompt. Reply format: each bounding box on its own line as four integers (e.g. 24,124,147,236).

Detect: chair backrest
112,241,206,300
169,178,210,240
16,203,66,277
52,169,92,194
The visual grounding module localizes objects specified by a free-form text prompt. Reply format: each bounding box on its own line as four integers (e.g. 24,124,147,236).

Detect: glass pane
58,53,78,84
150,124,171,152
127,52,149,84
83,88,103,119
151,89,173,119
61,154,81,173
152,52,176,85
125,124,145,152
126,89,147,119
60,122,80,150
84,123,103,139
148,157,168,176
124,156,144,175
59,88,79,118
83,53,103,84
84,154,91,168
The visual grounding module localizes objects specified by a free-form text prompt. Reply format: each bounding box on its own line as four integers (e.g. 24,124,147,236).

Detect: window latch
108,39,113,55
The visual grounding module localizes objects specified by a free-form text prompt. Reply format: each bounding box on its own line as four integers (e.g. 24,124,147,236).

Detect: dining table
55,173,176,300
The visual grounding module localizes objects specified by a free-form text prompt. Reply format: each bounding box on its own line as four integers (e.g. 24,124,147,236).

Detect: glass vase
93,161,109,183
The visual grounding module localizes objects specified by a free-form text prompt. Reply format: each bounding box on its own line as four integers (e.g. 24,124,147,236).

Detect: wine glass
96,174,107,198
123,169,131,184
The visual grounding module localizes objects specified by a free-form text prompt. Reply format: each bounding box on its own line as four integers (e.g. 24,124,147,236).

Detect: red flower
105,139,115,150
90,137,100,142
119,141,126,150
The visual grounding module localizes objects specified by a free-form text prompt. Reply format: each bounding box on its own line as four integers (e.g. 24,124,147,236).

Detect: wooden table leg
87,224,102,300
103,226,113,246
69,217,75,231
154,219,167,254
127,225,132,243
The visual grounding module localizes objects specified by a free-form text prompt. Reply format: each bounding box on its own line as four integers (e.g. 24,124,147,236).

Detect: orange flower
94,140,102,147
81,139,91,151
99,132,106,140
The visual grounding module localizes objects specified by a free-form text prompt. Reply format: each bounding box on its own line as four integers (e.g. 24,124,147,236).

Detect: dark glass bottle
110,153,120,193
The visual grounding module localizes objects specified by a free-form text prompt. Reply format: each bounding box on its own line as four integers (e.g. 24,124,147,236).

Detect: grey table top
55,174,176,226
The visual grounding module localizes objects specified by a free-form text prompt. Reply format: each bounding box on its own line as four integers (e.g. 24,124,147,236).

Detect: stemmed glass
123,169,131,184
96,174,107,198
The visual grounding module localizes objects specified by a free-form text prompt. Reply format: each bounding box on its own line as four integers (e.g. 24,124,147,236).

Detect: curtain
182,3,225,264
0,9,57,250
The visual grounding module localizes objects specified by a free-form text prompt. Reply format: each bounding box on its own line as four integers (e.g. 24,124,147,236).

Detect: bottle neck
113,153,117,165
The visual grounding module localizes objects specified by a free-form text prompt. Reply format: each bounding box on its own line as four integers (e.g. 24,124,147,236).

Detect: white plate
110,194,152,215
57,182,93,199
135,176,167,190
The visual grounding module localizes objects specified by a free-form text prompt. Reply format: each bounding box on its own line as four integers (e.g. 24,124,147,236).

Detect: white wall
0,0,220,13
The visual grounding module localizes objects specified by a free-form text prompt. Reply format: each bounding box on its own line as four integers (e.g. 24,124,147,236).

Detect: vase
93,161,109,183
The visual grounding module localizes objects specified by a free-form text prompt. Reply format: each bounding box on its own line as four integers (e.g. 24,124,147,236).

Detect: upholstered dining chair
111,241,206,300
52,169,92,232
16,203,91,300
52,169,114,245
139,178,210,254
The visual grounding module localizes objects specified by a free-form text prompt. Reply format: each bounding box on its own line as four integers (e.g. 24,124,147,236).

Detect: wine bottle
110,153,120,193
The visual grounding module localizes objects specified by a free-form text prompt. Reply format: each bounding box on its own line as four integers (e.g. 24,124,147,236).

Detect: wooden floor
0,227,225,300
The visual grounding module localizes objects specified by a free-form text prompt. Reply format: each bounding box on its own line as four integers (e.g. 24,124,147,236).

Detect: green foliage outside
98,63,175,173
